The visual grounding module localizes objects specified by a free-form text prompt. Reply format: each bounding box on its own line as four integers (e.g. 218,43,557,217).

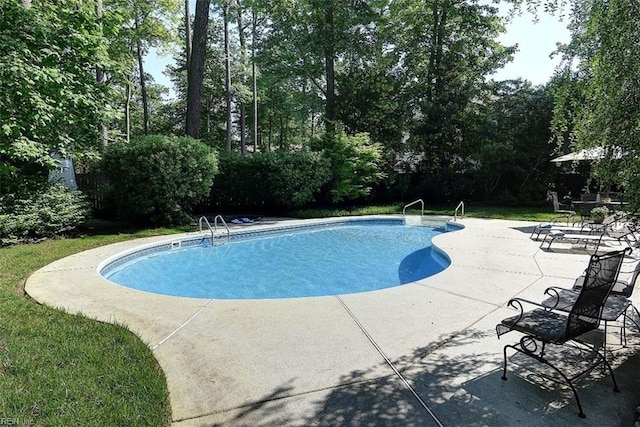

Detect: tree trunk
125,79,131,142
95,0,107,144
434,4,447,101
184,0,191,70
324,2,336,136
426,0,439,103
237,5,247,155
206,96,212,136
252,9,258,153
426,0,448,103
224,1,233,151
136,38,150,134
239,104,246,154
268,115,272,150
279,115,284,149
186,0,211,139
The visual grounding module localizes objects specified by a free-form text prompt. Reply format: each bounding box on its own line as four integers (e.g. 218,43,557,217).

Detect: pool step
404,215,451,228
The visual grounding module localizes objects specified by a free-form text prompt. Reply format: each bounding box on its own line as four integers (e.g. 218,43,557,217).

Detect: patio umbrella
551,146,624,162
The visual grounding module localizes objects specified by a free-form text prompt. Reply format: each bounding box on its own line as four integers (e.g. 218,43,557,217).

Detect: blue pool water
103,222,452,299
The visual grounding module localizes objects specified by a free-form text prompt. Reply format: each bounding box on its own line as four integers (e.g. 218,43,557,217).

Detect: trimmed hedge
102,135,218,225
210,151,331,209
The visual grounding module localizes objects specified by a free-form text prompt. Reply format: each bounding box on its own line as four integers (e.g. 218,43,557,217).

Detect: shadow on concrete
259,328,636,426
189,326,638,426
510,225,538,235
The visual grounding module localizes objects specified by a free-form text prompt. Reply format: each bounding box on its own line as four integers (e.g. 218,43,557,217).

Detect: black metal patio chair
547,191,576,225
541,251,640,357
496,248,628,418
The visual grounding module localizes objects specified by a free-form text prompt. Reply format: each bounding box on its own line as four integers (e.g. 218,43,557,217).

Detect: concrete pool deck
25,217,639,426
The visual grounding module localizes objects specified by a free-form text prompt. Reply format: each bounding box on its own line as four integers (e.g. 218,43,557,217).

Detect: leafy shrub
311,132,385,203
0,183,90,246
211,151,331,209
102,135,218,225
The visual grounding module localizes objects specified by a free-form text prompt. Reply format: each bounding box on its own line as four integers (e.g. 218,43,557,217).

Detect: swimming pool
100,217,459,299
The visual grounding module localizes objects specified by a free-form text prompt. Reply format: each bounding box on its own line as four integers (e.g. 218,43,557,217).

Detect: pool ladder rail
454,201,464,222
199,215,230,246
402,199,465,223
402,199,424,217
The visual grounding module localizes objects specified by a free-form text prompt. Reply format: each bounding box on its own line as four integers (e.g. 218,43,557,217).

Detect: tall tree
186,0,211,138
471,80,554,201
0,1,117,181
553,0,640,202
107,0,180,138
388,0,512,179
256,0,383,142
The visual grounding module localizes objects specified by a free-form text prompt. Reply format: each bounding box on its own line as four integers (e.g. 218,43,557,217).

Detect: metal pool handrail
199,215,231,245
199,216,215,245
213,215,230,243
403,199,424,217
454,201,464,222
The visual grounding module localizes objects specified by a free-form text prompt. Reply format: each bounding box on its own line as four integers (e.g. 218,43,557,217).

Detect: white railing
403,199,424,217
454,201,465,222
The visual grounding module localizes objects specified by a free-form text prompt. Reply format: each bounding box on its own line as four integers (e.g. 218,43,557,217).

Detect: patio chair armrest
542,287,563,310
497,298,549,339
506,297,551,312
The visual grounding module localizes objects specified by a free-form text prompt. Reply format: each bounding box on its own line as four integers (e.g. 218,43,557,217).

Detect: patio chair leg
629,305,640,332
540,356,587,418
502,340,588,417
501,344,511,381
603,321,610,363
601,351,620,394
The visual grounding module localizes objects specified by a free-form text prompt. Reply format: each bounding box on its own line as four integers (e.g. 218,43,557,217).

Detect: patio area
25,217,640,426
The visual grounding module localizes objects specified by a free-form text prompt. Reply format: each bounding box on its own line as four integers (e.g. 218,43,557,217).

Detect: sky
144,7,571,96
491,7,571,84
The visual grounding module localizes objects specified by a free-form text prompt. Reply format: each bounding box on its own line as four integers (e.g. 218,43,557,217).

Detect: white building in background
48,153,77,190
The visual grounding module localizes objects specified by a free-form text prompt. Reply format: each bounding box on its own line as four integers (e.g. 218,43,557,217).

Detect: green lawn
291,202,558,222
0,230,179,426
0,206,555,425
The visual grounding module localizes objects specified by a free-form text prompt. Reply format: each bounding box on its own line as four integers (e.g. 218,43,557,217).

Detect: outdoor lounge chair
530,211,627,241
496,248,627,418
606,221,640,248
539,228,609,251
530,220,598,241
539,218,638,251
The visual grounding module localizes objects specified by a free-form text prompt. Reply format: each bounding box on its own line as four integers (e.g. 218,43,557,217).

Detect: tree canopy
551,0,640,202
0,1,118,179
7,0,639,212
